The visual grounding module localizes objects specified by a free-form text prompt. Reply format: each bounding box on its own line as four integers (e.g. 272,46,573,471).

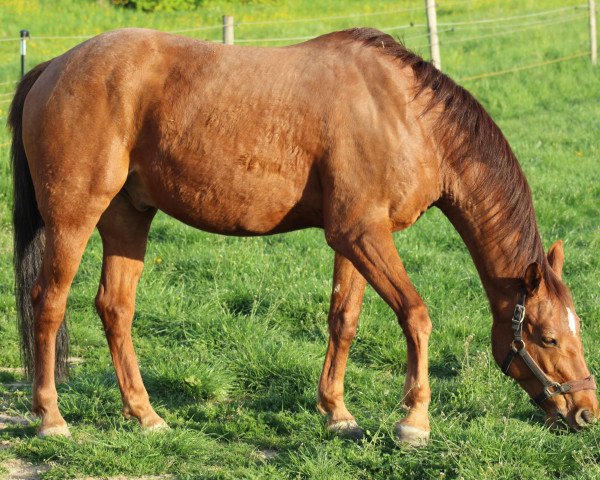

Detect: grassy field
1,0,599,478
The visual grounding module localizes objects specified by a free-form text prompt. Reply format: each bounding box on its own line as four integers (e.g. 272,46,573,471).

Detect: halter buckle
511,303,525,332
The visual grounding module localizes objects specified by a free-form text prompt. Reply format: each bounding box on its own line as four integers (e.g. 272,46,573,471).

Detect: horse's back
22,28,437,235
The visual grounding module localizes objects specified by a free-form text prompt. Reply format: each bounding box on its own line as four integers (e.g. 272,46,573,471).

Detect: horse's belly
127,155,323,235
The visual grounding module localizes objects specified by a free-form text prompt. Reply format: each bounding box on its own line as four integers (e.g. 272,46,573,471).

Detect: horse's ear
524,262,543,295
547,240,564,280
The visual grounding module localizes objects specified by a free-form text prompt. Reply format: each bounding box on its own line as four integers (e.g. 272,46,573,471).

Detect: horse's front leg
326,220,432,445
317,252,366,439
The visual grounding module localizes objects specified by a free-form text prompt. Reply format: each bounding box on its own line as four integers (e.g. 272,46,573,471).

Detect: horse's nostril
582,409,596,425
575,409,595,427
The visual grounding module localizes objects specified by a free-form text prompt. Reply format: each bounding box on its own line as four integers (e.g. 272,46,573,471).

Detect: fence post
20,29,29,78
223,15,234,45
590,0,597,65
425,0,441,70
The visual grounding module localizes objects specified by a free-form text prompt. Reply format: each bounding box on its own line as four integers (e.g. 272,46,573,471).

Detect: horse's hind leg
32,222,100,436
95,194,167,430
317,253,366,440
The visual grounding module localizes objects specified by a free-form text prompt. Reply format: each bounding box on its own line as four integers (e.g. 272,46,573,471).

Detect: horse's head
492,241,598,429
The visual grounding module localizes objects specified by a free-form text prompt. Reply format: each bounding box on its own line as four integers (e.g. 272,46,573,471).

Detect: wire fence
415,13,590,47
0,1,596,96
0,3,587,43
0,0,474,42
457,51,590,82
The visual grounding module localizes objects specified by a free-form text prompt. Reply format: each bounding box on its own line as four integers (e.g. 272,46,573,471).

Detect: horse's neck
437,158,545,315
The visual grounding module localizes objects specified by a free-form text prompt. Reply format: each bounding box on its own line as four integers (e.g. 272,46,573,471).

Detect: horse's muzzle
549,408,598,431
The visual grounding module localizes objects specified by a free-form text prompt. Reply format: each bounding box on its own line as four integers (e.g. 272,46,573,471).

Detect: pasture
0,0,599,478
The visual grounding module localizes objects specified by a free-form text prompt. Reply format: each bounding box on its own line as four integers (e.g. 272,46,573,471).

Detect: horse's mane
343,28,568,301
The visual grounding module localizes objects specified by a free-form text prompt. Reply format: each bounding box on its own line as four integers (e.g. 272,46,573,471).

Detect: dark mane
345,28,569,302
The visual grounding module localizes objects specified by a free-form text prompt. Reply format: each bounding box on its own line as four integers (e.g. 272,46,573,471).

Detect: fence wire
0,2,594,94
437,13,589,46
458,51,590,82
0,3,588,42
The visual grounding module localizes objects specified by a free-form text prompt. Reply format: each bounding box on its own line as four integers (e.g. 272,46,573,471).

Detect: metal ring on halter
544,383,564,397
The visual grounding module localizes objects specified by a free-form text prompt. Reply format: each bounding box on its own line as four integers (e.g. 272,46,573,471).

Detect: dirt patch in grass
80,477,174,479
0,369,24,375
0,414,42,480
2,458,48,480
0,414,176,479
0,415,30,429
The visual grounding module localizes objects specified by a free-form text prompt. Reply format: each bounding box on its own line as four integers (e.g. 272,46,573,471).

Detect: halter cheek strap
501,294,597,406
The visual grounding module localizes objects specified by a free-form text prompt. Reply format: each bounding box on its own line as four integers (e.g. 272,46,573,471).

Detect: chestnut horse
9,28,597,443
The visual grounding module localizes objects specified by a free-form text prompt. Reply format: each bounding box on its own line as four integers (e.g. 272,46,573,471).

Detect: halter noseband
501,293,596,406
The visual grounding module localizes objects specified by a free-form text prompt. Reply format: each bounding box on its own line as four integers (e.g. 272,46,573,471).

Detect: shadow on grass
0,423,38,442
429,358,461,380
143,363,316,416
143,371,228,410
222,292,271,318
2,347,551,458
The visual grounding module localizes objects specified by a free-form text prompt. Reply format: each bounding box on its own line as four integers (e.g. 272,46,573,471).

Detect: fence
0,0,597,105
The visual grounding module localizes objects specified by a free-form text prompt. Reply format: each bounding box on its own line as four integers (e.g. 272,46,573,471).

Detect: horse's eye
542,336,558,347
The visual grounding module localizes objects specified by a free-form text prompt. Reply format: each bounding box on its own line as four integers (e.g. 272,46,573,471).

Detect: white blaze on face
566,307,577,335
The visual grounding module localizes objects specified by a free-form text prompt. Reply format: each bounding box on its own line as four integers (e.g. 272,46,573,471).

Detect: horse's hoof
395,423,429,446
328,419,364,441
142,419,170,434
38,424,71,437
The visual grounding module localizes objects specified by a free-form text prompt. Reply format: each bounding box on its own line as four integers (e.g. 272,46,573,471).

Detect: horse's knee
331,307,360,342
399,303,432,337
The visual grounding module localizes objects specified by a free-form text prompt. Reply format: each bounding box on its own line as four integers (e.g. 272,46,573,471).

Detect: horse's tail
8,61,69,382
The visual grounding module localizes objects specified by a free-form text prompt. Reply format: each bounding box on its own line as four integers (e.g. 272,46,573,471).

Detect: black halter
501,293,596,406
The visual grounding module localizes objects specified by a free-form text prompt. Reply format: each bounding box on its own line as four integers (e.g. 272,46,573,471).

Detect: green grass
1,0,599,478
